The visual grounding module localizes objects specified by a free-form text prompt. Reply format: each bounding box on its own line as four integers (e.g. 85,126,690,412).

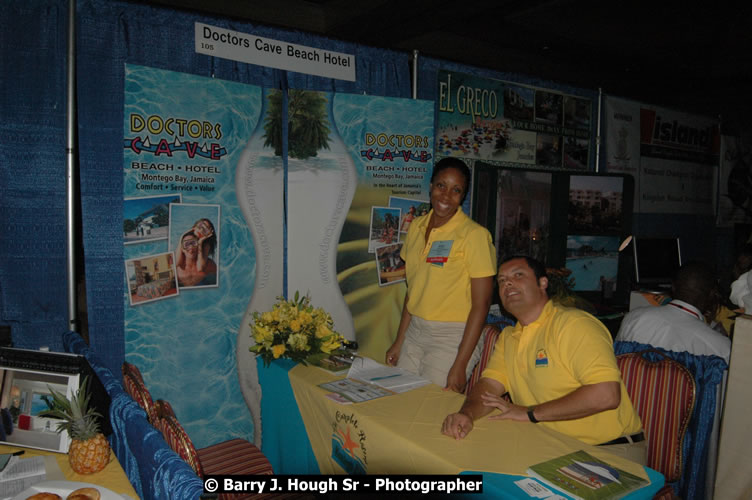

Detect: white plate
12,480,121,500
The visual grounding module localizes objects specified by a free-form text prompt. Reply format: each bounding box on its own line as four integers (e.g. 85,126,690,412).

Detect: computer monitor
632,237,682,288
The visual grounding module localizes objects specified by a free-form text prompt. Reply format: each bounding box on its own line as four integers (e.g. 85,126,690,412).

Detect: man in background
617,261,731,363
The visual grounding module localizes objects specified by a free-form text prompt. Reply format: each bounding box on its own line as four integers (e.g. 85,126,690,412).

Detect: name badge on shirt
426,240,453,267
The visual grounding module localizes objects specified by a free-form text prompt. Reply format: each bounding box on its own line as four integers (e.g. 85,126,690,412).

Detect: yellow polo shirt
482,300,642,445
401,209,496,322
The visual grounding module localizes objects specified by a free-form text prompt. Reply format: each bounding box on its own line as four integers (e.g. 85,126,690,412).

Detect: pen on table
370,374,401,381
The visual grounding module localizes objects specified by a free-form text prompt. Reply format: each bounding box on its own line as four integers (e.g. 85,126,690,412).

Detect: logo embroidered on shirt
535,349,548,367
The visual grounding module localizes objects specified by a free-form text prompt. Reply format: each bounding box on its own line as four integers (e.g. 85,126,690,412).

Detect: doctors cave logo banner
124,112,228,160
332,410,367,474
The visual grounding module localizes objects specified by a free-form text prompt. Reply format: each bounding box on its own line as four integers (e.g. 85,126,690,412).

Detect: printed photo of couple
169,203,221,289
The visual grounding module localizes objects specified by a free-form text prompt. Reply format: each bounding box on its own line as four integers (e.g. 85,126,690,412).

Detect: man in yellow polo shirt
442,255,646,464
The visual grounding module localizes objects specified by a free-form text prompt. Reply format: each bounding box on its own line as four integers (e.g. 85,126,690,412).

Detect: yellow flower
250,293,344,366
315,323,332,339
299,311,313,325
313,308,328,322
253,325,273,343
272,344,286,359
288,333,310,351
320,336,343,353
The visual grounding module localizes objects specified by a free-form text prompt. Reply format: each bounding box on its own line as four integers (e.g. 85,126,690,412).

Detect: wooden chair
616,350,696,499
123,363,276,498
465,324,502,394
153,398,275,499
122,361,156,422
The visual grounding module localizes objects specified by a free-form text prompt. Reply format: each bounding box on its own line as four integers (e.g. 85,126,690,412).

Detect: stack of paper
346,357,431,393
0,454,47,498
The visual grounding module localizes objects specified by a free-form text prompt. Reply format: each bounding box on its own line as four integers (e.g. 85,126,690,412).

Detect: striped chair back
465,324,502,394
154,411,205,477
122,362,157,422
154,397,274,496
616,350,696,483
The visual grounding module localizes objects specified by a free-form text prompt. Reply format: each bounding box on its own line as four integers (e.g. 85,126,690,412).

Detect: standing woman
386,158,496,392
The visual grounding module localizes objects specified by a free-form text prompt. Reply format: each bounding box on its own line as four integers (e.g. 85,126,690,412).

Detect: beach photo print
123,194,181,245
368,206,401,253
389,196,430,234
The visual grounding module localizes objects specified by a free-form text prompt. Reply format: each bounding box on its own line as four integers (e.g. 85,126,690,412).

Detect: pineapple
40,376,111,474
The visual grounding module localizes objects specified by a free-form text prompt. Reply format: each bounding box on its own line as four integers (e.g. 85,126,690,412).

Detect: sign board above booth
195,22,356,81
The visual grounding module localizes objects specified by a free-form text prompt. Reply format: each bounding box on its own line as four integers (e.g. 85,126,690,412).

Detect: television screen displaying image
496,170,552,263
565,235,620,292
633,237,682,287
568,175,624,233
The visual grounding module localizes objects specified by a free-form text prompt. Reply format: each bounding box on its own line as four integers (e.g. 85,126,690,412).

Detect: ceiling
148,0,752,132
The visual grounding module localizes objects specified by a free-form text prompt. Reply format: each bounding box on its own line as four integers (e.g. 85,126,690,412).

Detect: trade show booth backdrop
1,0,728,453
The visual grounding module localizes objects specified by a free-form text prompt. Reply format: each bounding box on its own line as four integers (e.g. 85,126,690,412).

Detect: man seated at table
616,261,731,362
442,256,646,465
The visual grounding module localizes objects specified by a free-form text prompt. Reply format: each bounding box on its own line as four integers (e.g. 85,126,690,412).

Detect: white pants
600,438,648,466
397,315,481,388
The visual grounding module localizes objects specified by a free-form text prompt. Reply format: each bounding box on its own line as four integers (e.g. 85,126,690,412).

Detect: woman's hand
196,226,214,248
444,363,467,393
385,342,401,366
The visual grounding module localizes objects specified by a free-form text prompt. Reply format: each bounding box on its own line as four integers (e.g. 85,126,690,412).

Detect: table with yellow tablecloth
0,443,138,498
287,362,664,499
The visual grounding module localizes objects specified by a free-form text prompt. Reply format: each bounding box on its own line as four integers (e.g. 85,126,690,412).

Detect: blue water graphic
123,64,264,447
333,93,433,191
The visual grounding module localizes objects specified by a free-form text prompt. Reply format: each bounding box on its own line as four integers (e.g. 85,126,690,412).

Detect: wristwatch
527,406,539,423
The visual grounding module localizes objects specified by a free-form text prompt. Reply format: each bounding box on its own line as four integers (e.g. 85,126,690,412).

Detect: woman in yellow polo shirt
385,158,496,392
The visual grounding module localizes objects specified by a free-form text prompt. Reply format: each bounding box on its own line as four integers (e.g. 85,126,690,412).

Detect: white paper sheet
347,357,431,393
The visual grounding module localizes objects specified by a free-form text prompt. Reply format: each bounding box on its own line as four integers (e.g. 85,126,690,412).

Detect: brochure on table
317,357,431,404
526,450,648,500
347,357,431,393
0,454,56,498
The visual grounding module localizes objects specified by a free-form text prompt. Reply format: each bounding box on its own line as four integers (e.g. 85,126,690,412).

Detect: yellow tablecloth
288,363,648,480
0,443,139,498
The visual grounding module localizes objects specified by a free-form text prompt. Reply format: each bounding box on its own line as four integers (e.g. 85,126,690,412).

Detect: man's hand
441,412,474,440
481,392,529,422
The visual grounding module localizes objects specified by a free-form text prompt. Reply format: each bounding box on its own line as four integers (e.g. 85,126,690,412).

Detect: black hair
672,261,720,321
192,219,217,256
501,254,548,281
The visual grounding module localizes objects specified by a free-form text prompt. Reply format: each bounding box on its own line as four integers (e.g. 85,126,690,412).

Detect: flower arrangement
249,292,346,367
